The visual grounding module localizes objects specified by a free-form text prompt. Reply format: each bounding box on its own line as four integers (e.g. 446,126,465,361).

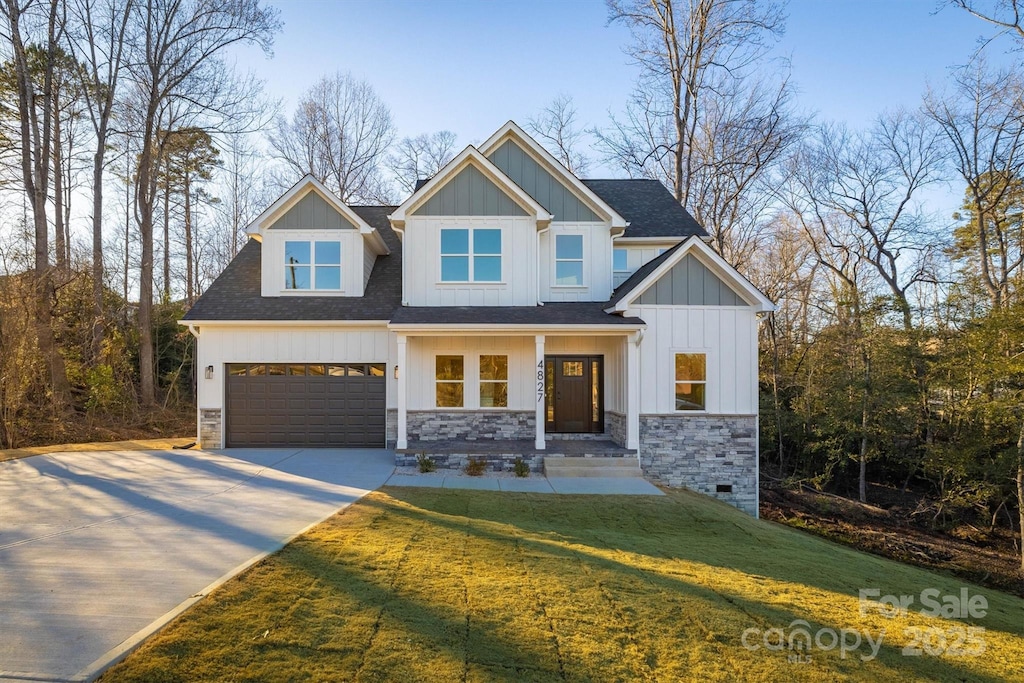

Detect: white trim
388,146,553,228
535,335,546,450
605,235,775,314
479,121,628,229
613,236,686,245
387,324,643,334
246,174,389,255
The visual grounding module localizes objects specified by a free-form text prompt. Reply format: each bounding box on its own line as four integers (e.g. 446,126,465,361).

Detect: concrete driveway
0,447,394,682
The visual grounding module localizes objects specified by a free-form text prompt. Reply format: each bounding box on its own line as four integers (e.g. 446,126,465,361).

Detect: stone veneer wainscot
639,415,757,516
405,410,535,442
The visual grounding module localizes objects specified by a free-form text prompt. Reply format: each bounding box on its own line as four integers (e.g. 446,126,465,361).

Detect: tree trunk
163,176,170,301
185,174,194,304
52,114,66,271
91,144,105,361
1017,417,1024,571
138,104,159,407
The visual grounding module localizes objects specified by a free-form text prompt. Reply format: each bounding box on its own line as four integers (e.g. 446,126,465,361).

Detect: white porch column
626,332,640,450
535,334,546,450
396,334,408,450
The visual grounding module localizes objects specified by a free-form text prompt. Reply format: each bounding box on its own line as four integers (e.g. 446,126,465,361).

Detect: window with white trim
284,240,341,290
436,355,464,407
440,228,501,282
675,353,706,411
613,248,630,287
555,234,584,286
479,355,508,408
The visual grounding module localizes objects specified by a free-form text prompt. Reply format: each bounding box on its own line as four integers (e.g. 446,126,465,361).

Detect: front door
546,356,603,433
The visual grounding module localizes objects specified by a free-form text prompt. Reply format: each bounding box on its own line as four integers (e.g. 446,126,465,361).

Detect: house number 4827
537,361,545,403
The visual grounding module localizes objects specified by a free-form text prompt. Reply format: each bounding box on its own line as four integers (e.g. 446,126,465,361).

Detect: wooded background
0,0,1021,565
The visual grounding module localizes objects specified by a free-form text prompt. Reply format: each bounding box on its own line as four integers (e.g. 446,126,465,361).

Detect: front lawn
102,488,1023,682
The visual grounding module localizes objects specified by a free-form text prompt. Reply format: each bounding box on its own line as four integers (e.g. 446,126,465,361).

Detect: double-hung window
613,248,630,287
674,353,706,411
440,228,501,282
436,355,464,407
285,240,341,290
479,355,508,408
555,234,584,286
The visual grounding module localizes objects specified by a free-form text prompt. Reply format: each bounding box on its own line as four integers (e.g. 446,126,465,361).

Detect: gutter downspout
392,225,407,306
536,224,551,306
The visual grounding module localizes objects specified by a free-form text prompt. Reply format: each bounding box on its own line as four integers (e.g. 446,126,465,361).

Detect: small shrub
513,458,530,478
465,457,486,476
416,454,436,473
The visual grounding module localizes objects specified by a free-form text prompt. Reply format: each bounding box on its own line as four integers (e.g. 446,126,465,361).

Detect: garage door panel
226,362,386,448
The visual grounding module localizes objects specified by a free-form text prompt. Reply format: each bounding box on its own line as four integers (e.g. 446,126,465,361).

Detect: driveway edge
75,488,378,682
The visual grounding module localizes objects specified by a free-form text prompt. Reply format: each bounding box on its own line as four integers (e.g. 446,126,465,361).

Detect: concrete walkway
385,471,665,495
0,447,394,682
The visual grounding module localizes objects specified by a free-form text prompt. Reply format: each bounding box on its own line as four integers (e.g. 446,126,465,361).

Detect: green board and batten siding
488,139,601,222
411,164,528,217
638,254,747,306
271,190,356,230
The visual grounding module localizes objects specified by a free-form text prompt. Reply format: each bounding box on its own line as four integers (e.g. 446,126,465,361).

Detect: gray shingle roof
582,179,707,239
389,303,642,327
182,206,402,321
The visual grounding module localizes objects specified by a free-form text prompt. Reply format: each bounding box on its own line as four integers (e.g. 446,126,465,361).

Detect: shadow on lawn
345,487,1019,682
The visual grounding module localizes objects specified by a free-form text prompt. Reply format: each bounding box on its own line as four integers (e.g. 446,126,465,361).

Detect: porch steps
544,456,642,478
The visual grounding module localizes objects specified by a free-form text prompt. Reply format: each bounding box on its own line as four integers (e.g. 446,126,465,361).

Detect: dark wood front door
546,356,603,433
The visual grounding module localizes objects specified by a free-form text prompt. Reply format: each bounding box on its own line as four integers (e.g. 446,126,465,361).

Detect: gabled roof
389,146,552,228
582,179,707,239
606,236,775,313
246,174,389,255
480,121,627,229
182,206,402,322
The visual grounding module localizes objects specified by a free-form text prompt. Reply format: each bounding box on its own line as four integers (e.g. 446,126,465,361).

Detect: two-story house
180,121,774,515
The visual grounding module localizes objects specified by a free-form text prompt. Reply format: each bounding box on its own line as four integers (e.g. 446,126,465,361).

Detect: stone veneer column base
605,411,627,447
639,415,757,516
386,408,398,448
199,408,222,448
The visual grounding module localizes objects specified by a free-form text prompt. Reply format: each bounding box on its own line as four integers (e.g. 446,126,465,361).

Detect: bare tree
1,0,71,408
66,0,133,359
125,0,278,405
925,63,1024,311
600,0,799,265
527,94,590,174
269,72,394,203
950,0,1024,42
385,130,456,196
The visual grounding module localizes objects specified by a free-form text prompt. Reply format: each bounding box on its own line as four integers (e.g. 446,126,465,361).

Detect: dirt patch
761,485,1023,597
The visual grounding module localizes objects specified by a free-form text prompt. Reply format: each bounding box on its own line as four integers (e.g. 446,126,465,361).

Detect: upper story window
440,228,502,282
675,353,706,411
285,240,341,290
613,248,629,287
555,234,584,286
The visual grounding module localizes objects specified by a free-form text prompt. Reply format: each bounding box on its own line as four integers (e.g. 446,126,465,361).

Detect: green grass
101,488,1024,682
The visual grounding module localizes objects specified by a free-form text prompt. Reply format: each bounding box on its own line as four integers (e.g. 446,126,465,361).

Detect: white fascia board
388,146,553,228
606,236,776,314
478,121,628,229
245,175,388,254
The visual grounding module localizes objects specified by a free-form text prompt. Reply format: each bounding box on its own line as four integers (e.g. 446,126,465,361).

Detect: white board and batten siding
632,306,758,415
401,216,539,306
195,326,396,412
539,223,614,302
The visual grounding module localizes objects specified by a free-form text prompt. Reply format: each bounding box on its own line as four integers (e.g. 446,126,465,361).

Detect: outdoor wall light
205,365,214,380
394,365,399,379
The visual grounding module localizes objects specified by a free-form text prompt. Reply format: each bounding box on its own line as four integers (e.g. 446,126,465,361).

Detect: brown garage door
225,363,386,447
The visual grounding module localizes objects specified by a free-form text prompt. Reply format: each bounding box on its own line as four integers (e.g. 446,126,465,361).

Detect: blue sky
235,0,1019,175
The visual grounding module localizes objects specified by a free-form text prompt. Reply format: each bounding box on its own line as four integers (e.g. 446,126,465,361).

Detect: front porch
389,327,644,456
396,437,637,473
